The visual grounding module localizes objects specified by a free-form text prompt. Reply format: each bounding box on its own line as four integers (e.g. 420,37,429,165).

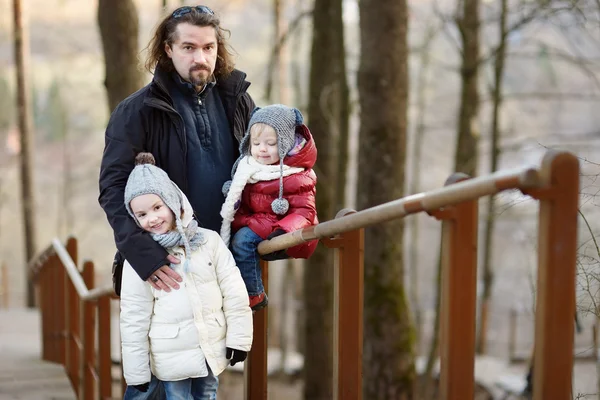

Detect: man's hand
147,255,183,292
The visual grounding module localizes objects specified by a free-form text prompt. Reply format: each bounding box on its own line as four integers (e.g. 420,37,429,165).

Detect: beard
188,64,212,88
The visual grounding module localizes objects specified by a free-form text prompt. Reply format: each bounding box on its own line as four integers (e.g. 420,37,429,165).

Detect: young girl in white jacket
120,152,253,399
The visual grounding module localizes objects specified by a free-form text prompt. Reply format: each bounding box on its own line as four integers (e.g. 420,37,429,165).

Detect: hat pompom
271,198,289,215
135,152,156,166
222,180,232,197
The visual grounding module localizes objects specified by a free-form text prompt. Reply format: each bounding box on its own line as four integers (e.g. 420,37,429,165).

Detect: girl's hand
147,255,182,291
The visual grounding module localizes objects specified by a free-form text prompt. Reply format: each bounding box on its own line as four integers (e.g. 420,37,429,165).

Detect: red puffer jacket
231,124,318,259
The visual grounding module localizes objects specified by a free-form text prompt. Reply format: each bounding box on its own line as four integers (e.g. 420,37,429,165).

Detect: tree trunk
97,0,143,113
0,76,14,138
304,0,348,397
270,0,297,373
477,0,507,355
358,0,415,398
454,0,480,176
12,0,37,308
408,24,437,345
291,0,306,359
274,0,291,105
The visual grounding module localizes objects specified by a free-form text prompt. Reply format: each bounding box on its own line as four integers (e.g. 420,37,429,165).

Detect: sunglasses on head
172,5,214,19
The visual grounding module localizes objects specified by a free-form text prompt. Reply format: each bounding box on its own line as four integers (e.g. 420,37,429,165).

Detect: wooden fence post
530,151,579,400
437,173,478,400
65,237,80,395
81,261,95,400
245,260,268,400
98,296,113,399
324,226,364,400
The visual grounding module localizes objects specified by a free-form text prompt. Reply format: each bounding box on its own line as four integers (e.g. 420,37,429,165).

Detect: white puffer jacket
120,228,253,385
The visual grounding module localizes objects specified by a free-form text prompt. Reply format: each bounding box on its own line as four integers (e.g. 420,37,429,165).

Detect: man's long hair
144,8,235,79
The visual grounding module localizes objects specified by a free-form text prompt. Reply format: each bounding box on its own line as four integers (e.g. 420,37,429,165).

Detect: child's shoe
249,292,268,311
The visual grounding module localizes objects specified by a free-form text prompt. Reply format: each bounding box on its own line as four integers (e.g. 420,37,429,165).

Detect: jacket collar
284,125,317,169
171,71,217,98
216,69,251,100
149,65,250,103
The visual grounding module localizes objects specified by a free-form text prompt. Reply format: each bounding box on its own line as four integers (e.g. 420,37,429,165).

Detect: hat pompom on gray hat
223,104,304,215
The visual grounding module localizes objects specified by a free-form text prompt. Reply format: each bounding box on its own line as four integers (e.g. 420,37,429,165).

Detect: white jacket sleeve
211,231,253,351
120,261,154,385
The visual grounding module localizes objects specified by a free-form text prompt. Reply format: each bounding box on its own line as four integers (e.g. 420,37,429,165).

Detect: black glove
132,382,149,393
260,229,289,261
226,347,248,366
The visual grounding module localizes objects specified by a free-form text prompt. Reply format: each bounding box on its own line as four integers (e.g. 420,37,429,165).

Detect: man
99,5,255,295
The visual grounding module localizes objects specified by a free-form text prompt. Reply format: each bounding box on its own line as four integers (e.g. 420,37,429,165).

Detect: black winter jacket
99,67,254,282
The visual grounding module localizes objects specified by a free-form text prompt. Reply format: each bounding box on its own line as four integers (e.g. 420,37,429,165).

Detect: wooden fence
28,149,579,400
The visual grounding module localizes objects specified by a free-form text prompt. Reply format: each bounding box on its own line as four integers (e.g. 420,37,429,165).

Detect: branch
432,0,463,56
506,47,600,90
495,92,600,101
263,9,313,102
538,142,600,166
478,2,584,67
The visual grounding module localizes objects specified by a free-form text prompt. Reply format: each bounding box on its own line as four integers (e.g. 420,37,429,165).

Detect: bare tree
304,0,349,397
422,0,481,393
97,0,143,113
407,23,438,343
358,0,415,397
0,75,13,142
264,8,312,103
455,0,481,177
477,0,508,355
12,0,37,307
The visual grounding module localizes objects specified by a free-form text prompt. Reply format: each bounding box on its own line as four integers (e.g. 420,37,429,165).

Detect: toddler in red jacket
220,104,318,310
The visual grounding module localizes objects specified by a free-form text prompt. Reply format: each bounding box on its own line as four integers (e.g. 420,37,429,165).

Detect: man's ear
165,43,173,58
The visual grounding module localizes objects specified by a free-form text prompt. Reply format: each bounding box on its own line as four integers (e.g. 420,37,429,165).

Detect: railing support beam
245,260,268,400
437,173,478,400
325,224,364,400
530,151,579,400
81,261,95,400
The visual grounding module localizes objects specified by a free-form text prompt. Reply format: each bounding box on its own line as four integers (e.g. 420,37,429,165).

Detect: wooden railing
29,237,120,399
29,149,579,400
253,149,579,400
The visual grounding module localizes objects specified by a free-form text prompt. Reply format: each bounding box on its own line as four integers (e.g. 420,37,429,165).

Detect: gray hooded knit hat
222,104,304,215
124,153,183,222
124,153,197,265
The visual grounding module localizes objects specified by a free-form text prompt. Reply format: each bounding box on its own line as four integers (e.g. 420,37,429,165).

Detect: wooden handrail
258,165,542,254
50,238,114,301
32,237,117,400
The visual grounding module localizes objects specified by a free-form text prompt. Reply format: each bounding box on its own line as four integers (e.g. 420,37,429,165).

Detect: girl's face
250,124,280,165
130,194,175,235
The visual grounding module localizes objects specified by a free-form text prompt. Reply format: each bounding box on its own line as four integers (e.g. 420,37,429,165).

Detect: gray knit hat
124,153,183,222
125,153,197,265
223,104,304,215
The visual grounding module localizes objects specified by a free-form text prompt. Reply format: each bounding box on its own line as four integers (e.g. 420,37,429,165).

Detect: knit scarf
151,219,205,270
220,155,304,246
